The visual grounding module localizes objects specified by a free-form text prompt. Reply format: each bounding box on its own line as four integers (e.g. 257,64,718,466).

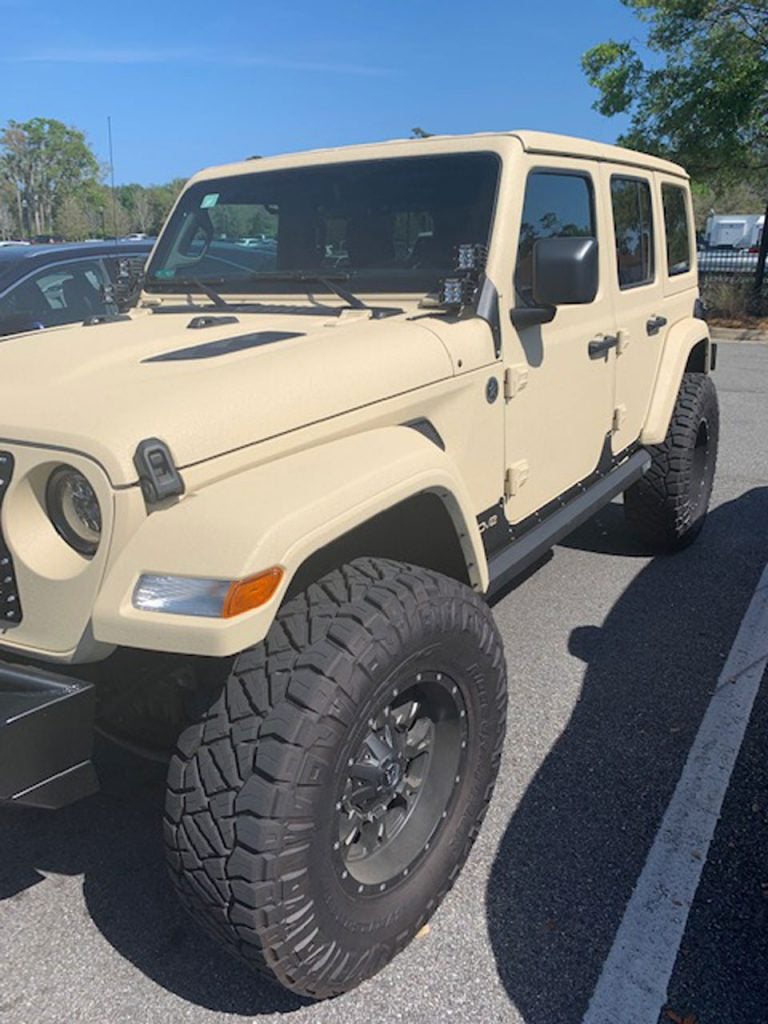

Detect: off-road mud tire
163,557,507,999
624,371,719,550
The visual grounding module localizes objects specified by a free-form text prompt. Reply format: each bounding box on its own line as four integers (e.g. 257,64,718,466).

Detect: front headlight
46,466,102,556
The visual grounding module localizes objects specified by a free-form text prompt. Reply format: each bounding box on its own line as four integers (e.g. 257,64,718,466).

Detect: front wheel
164,557,507,998
624,372,719,551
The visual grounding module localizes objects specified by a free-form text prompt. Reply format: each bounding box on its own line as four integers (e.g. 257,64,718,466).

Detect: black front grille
0,451,21,625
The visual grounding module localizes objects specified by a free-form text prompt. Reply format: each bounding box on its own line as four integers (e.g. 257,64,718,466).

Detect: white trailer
704,213,765,249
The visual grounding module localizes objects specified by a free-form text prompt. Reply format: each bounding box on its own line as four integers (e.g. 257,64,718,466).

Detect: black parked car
0,240,153,338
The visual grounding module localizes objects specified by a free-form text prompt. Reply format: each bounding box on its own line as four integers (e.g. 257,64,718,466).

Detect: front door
501,161,617,525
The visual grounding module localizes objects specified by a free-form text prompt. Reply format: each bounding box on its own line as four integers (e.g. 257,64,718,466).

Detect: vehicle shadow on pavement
486,487,768,1024
0,741,307,1016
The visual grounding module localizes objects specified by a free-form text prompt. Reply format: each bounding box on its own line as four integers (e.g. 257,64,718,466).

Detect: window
146,153,500,296
515,171,595,301
611,177,655,288
662,184,692,275
0,259,111,336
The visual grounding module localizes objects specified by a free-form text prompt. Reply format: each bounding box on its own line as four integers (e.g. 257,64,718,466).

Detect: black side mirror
533,236,598,306
510,236,598,330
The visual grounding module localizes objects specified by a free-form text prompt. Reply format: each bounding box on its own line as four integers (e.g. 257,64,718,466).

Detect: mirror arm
509,305,556,329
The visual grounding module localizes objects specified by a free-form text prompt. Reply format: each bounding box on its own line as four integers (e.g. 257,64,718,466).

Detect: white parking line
582,563,768,1024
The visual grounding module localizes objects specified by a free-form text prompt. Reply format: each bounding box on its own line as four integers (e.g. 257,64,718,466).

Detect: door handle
646,315,668,336
588,334,618,358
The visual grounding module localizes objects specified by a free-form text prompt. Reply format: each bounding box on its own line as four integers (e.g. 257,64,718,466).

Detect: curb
710,327,768,344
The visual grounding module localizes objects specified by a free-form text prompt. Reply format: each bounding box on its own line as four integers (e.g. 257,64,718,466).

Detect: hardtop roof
189,130,689,184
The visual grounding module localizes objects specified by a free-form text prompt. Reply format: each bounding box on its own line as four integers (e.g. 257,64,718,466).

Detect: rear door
602,164,668,453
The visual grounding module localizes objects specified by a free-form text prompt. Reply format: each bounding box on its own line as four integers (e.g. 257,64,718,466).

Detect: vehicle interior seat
346,215,395,268
62,272,106,319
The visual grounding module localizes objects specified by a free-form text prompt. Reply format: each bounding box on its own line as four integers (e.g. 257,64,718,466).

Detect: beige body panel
641,319,710,444
0,445,116,658
0,131,709,665
92,427,487,657
0,309,455,485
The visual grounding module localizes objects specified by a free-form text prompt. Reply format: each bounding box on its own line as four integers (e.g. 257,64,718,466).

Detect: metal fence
697,248,768,317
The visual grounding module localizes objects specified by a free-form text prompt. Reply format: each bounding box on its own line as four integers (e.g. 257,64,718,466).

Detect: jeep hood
0,308,453,486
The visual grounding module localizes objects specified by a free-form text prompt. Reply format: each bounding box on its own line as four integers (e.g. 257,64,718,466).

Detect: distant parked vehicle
702,213,764,251
0,241,30,248
0,240,153,338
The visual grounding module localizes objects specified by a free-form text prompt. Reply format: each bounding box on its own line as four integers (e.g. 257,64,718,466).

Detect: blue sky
2,0,643,185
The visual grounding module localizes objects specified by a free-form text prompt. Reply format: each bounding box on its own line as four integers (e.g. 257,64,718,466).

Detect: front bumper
0,661,98,809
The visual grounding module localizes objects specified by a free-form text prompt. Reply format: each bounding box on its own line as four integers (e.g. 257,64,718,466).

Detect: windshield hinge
134,439,185,505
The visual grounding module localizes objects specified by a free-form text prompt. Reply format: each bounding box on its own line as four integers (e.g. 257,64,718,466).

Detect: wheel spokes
405,716,432,755
394,699,420,731
335,671,466,890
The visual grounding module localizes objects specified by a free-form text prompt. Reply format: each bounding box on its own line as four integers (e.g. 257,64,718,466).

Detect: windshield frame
144,150,503,299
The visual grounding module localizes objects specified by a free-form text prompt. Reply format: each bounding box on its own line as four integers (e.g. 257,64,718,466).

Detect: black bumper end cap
1,661,98,810
9,760,99,810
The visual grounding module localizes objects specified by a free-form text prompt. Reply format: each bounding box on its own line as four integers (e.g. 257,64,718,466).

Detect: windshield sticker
155,269,175,278
200,193,220,209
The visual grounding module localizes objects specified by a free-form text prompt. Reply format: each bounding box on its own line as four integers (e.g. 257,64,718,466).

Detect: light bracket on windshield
439,244,488,312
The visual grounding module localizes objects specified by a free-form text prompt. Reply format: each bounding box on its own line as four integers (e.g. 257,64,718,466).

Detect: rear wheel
624,372,719,550
164,557,507,998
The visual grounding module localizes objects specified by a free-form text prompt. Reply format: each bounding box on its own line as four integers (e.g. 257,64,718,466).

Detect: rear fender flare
641,319,711,445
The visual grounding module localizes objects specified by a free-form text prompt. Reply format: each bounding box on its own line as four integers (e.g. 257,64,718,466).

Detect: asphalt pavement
1,342,766,1024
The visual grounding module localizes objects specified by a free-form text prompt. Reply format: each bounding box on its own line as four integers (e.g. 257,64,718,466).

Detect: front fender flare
641,318,710,445
92,427,487,657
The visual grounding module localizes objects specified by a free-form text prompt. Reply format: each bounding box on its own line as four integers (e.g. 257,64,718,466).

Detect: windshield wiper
250,273,402,318
192,278,231,309
256,273,368,310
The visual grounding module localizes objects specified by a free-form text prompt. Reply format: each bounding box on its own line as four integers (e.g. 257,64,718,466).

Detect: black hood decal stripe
143,331,304,363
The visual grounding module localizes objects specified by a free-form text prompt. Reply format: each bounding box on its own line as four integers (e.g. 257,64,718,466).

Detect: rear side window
611,176,654,288
515,171,595,301
662,183,692,275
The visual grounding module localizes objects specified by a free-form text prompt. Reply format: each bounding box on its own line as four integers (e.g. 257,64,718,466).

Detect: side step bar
0,662,98,809
487,450,651,598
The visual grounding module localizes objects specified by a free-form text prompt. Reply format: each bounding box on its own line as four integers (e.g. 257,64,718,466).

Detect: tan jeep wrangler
0,131,717,998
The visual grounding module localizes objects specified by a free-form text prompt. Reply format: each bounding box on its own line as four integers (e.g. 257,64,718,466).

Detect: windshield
145,152,500,296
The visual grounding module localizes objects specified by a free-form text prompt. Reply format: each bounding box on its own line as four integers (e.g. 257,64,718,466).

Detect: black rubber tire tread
624,371,719,550
163,557,507,998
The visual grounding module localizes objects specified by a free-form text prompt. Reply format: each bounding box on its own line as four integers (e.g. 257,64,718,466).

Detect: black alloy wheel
335,671,468,894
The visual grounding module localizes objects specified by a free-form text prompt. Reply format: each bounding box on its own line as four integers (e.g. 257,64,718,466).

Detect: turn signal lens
222,568,284,618
133,567,284,618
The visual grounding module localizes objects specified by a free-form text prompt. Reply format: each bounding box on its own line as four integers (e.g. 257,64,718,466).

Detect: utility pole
107,116,118,242
752,198,768,315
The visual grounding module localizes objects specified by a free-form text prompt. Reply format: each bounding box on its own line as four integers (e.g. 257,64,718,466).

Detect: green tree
55,194,94,241
582,1,768,180
146,178,186,233
0,118,101,237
